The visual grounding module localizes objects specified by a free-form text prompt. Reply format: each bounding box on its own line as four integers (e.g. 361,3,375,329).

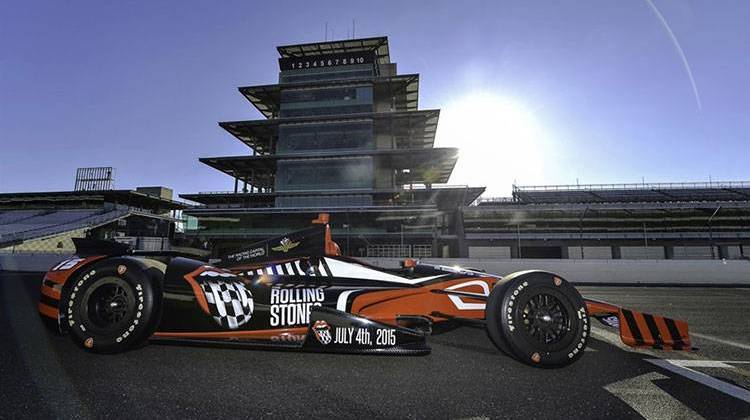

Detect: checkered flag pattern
313,320,332,345
199,273,254,329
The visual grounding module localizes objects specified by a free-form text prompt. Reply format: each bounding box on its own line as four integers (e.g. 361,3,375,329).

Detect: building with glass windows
181,37,485,257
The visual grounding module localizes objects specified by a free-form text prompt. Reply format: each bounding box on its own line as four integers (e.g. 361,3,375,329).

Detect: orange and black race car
38,214,692,368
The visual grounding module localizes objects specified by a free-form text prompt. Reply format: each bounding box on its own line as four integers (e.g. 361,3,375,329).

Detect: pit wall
0,252,71,272
3,252,749,286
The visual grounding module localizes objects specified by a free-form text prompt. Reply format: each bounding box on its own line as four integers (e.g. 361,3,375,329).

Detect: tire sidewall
65,257,158,353
494,272,589,367
485,279,514,356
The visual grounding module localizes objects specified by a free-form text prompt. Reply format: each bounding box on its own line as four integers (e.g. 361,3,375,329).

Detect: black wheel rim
85,277,135,329
521,293,570,345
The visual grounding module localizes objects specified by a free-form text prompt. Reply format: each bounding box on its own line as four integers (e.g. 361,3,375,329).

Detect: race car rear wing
219,213,341,268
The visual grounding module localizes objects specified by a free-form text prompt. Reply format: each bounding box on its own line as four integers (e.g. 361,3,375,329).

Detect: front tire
486,271,589,367
63,258,161,353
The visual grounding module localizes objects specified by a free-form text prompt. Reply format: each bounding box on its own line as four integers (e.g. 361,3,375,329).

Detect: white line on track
664,359,736,369
647,359,750,404
593,325,750,404
691,332,750,351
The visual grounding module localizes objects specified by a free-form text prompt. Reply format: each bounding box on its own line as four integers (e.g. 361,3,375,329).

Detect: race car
38,214,692,367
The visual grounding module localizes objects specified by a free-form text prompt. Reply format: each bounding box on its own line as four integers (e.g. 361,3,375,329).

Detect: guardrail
514,181,750,192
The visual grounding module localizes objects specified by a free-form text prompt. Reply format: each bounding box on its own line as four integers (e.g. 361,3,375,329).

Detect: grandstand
463,181,750,260
0,188,185,253
509,181,750,204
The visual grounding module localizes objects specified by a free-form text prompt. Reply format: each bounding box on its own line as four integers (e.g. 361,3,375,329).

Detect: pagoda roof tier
240,74,419,119
277,36,390,64
219,109,439,155
180,185,484,208
199,147,458,188
184,206,442,218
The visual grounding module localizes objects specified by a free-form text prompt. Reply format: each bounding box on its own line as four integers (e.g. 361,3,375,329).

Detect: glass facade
274,157,373,192
279,64,374,84
277,121,373,154
275,194,373,208
274,66,376,206
279,86,373,118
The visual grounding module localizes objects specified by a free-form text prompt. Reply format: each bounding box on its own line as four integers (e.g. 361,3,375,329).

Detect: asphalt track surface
2,271,749,419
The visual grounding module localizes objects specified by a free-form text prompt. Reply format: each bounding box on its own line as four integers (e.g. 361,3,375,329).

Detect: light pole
708,206,721,259
516,224,522,259
400,224,405,257
358,234,372,257
579,207,589,259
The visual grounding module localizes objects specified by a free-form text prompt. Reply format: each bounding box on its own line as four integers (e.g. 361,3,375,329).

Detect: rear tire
486,271,589,367
63,257,161,353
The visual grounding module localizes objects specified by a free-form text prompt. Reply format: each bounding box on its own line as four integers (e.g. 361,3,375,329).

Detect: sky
1,0,749,197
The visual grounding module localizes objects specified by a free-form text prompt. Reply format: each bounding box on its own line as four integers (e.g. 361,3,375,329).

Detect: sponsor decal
51,258,84,271
226,247,265,263
116,283,144,343
332,327,397,346
269,286,325,327
272,237,300,253
198,270,254,329
567,307,589,359
313,320,332,345
506,281,529,332
271,333,306,343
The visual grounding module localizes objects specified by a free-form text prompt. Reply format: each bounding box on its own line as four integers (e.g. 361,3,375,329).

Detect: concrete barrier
3,252,748,286
363,258,750,286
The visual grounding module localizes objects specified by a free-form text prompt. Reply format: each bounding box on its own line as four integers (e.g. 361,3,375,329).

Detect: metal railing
191,184,475,196
514,181,750,192
184,227,434,236
472,196,515,205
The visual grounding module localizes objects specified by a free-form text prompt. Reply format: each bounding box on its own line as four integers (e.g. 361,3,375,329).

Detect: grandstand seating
511,182,750,204
0,208,130,246
0,210,45,225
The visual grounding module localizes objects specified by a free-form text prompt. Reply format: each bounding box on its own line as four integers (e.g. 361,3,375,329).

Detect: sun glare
435,93,551,196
